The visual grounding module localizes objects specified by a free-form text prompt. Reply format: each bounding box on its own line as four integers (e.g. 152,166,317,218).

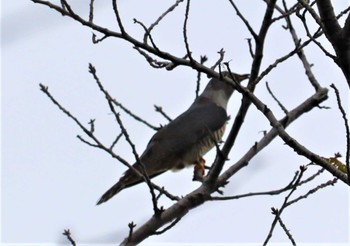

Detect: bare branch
145,0,185,42
282,0,322,91
298,0,323,27
210,170,299,201
266,81,288,114
263,166,306,246
228,0,258,40
276,212,297,246
256,40,312,84
92,33,109,44
209,0,278,192
183,0,194,64
217,79,348,185
134,47,169,69
154,105,173,122
89,64,161,214
210,48,225,71
246,38,254,58
112,0,126,35
330,83,350,182
314,0,341,41
88,0,94,23
134,18,160,51
117,113,163,215
33,1,350,244
40,69,180,207
110,132,123,150
314,0,350,85
153,217,182,235
286,178,337,207
89,65,159,130
60,0,75,16
39,84,92,137
195,55,208,98
62,229,76,246
127,222,136,244
299,167,324,185
77,134,99,148
240,84,348,184
39,83,136,171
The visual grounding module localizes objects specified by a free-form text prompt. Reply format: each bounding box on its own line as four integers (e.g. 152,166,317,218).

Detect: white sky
2,0,349,245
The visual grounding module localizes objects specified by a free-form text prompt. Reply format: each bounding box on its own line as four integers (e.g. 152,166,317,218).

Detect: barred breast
182,123,227,167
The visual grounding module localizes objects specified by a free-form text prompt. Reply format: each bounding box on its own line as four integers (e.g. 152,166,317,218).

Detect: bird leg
193,157,206,181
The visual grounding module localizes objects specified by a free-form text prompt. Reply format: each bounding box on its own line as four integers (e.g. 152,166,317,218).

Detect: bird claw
193,157,206,182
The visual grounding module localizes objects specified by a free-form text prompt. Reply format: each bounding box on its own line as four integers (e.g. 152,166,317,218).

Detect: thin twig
77,135,99,147
330,83,350,183
256,38,311,85
266,81,289,114
88,119,95,133
337,6,350,19
153,217,182,235
298,167,324,185
154,105,172,122
116,112,163,215
297,0,323,27
246,38,254,58
127,222,137,244
210,170,299,201
62,229,76,246
88,65,159,130
40,83,142,177
60,0,74,15
89,0,94,23
276,212,296,245
295,7,336,61
286,178,337,207
183,0,194,63
228,0,258,40
92,33,109,44
153,184,181,201
195,55,208,98
271,2,300,24
134,18,160,51
263,166,306,246
89,64,161,214
112,98,160,130
279,0,323,91
134,47,169,69
112,0,126,35
40,81,178,203
210,48,225,71
145,0,185,42
110,132,123,150
39,84,91,137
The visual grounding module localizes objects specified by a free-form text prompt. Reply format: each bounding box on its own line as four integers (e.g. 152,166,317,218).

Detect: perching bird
97,72,249,205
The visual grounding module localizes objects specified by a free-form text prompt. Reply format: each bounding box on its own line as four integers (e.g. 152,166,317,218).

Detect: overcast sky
2,0,349,245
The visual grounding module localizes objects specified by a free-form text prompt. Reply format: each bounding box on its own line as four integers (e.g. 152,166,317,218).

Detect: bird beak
238,74,250,82
230,73,250,83
221,71,250,83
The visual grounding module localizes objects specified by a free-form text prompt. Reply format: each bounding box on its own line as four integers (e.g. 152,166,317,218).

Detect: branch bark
315,0,350,86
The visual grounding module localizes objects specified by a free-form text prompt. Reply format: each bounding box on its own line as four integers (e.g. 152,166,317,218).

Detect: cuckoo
97,72,249,205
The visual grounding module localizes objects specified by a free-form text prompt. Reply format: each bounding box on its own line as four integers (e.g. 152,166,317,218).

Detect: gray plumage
97,72,249,205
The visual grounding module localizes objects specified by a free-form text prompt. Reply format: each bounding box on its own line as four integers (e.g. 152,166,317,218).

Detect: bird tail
96,165,145,205
96,181,124,205
96,165,167,205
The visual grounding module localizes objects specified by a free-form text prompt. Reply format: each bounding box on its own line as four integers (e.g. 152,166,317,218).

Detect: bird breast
182,123,226,167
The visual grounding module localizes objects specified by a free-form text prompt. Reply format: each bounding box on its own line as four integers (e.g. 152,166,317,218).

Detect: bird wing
96,101,228,204
141,101,228,171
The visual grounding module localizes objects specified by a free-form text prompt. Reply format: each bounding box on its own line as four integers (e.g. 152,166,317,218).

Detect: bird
97,72,249,205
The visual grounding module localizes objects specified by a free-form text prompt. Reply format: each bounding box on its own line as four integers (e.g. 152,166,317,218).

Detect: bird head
199,72,249,109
